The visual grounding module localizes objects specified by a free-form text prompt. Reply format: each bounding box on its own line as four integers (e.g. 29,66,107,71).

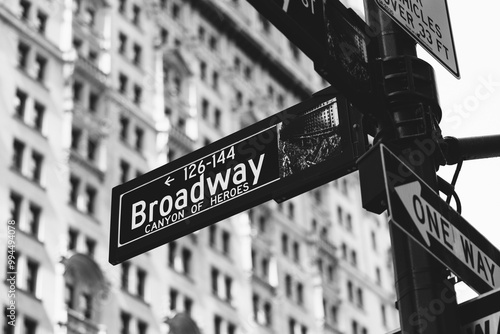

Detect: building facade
0,0,399,333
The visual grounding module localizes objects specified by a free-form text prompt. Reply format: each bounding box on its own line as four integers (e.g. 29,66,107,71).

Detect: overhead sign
381,144,500,293
109,87,366,265
245,0,380,117
390,288,500,334
375,0,460,78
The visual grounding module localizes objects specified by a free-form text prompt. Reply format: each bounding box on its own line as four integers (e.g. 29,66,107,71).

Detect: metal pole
363,1,459,333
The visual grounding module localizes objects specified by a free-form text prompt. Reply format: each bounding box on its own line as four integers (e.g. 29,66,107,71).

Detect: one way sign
381,145,500,293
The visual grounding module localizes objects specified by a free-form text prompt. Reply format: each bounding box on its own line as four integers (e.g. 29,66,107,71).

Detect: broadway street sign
381,144,500,293
375,0,460,78
245,0,379,116
109,87,365,265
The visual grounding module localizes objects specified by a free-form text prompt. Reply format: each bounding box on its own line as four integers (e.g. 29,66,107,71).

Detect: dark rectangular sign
390,288,500,334
381,145,500,293
109,87,365,264
245,0,379,116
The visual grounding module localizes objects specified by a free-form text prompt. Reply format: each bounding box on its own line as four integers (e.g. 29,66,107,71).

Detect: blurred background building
0,0,400,333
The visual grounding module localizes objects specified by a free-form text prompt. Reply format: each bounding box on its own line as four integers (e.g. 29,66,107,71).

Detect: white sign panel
375,0,460,78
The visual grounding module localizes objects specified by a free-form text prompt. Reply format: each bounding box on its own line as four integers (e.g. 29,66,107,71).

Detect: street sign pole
361,1,459,333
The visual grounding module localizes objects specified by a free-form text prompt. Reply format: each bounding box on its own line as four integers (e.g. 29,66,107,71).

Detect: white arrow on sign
164,176,175,186
394,181,500,290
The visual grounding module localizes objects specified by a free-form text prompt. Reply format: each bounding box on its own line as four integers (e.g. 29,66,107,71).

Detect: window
9,192,22,222
160,27,168,44
89,92,99,112
137,320,148,334
371,231,377,251
85,185,96,214
34,54,47,82
347,280,353,302
65,283,75,309
119,116,129,141
346,214,352,231
214,108,221,128
26,259,39,294
33,101,45,131
71,127,82,151
169,288,178,310
132,44,142,65
201,98,209,119
209,36,218,51
118,32,127,54
81,293,92,318
285,274,292,298
172,3,180,19
184,297,193,315
352,320,358,334
132,5,140,25
31,150,43,182
14,89,28,119
224,276,232,302
261,258,269,280
264,302,272,326
381,304,387,326
137,268,146,298
258,216,266,232
351,250,357,267
121,262,130,290
119,73,128,95
87,138,98,162
73,81,83,103
68,228,78,250
297,282,303,305
17,42,30,70
89,49,98,63
376,267,381,285
20,0,31,20
252,294,259,320
327,264,334,282
288,202,295,219
200,61,207,81
133,85,142,105
209,225,216,247
168,241,176,267
86,238,96,258
135,127,144,151
293,241,300,263
228,323,236,334
211,267,219,295
12,139,25,171
222,230,230,255
118,0,126,13
214,316,222,334
212,71,219,91
181,248,191,275
121,312,131,334
357,288,364,309
281,233,288,255
120,160,130,183
289,318,296,334
27,203,41,237
24,317,37,334
35,10,47,34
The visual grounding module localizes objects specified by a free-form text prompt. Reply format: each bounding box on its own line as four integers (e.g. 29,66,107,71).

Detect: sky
344,0,500,301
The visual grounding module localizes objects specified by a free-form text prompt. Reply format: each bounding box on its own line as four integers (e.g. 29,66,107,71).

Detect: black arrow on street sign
380,144,500,294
